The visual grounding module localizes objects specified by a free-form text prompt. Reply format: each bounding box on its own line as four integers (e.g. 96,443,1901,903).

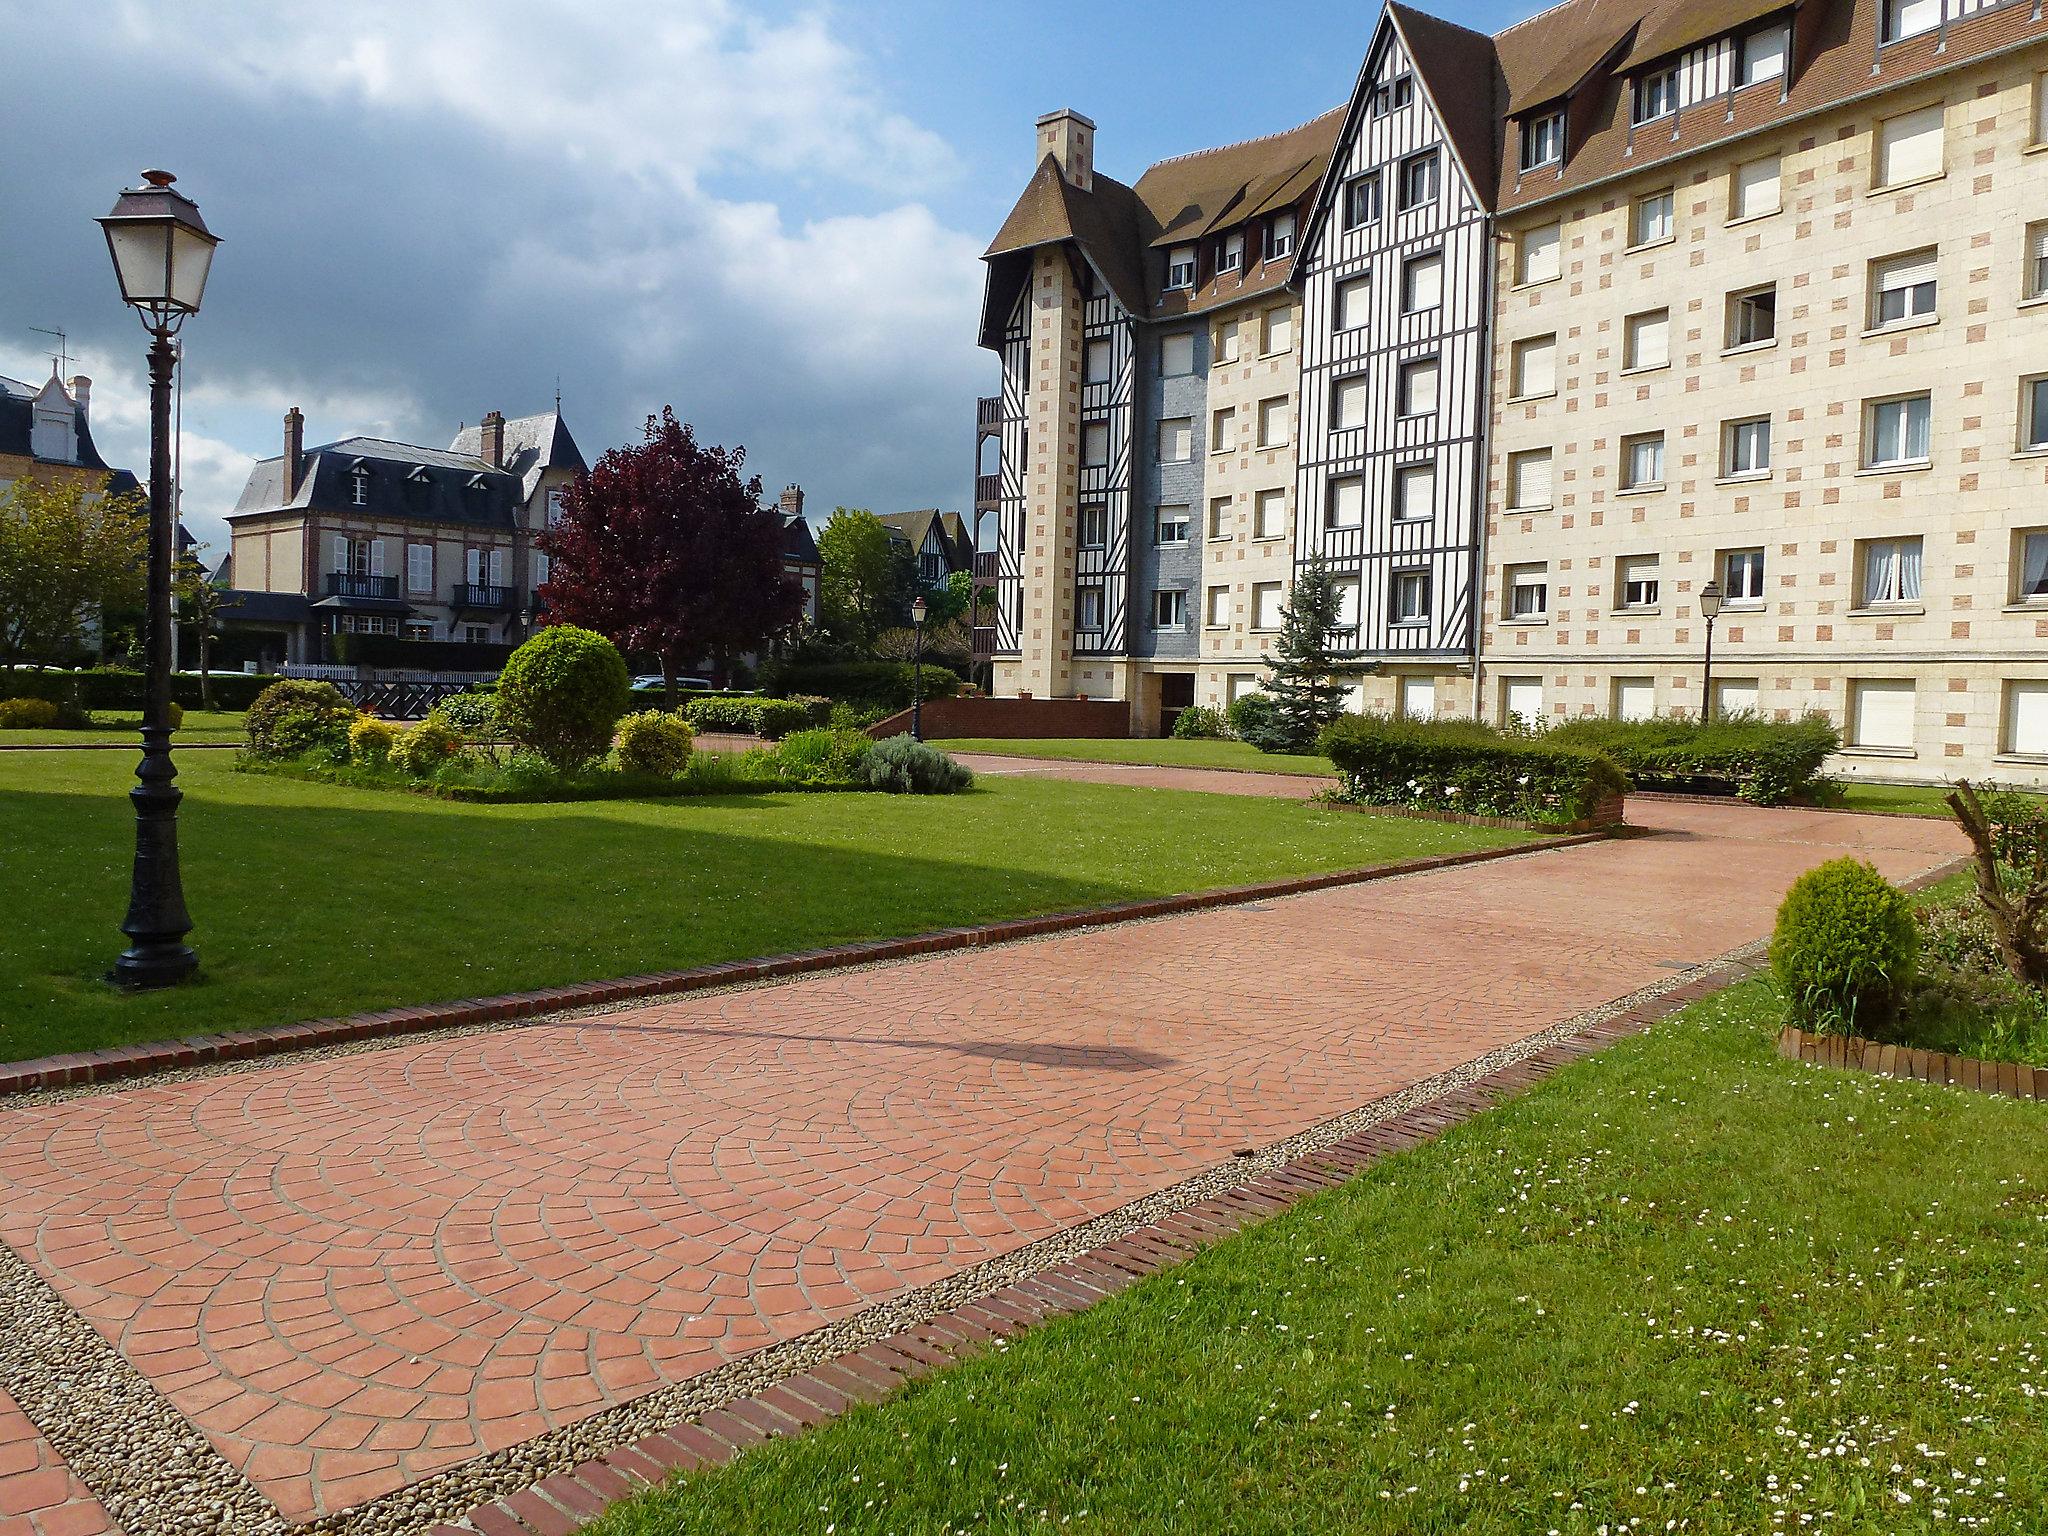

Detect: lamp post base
110,943,199,991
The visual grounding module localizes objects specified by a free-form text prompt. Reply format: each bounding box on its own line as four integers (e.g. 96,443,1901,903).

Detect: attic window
1738,23,1789,86
466,473,486,490
1633,67,1678,125
1218,231,1244,274
1370,74,1414,118
348,467,369,506
1883,0,1940,43
406,466,430,483
1521,111,1565,171
1165,245,1197,292
1264,211,1296,262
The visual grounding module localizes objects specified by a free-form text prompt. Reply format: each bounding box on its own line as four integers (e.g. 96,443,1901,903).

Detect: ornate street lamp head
1699,579,1723,620
98,170,220,329
912,595,929,627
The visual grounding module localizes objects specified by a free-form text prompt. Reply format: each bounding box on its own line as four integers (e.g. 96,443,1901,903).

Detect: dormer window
1264,211,1296,262
1166,245,1196,291
1883,0,1939,43
1633,67,1678,125
1218,231,1244,274
1521,110,1565,171
1738,23,1789,86
1369,74,1414,118
348,467,369,506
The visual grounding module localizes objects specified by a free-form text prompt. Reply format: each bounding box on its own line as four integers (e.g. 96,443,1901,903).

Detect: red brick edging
1778,1024,2048,1100
0,833,1602,1099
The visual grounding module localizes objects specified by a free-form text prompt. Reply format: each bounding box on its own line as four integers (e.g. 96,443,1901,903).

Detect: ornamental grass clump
1770,857,1919,1034
771,727,876,788
614,710,695,777
493,625,630,771
244,679,358,759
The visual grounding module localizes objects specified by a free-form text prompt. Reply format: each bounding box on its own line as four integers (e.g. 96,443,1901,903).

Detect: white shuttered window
1850,679,1917,750
1519,223,1561,284
2005,681,2048,755
1333,375,1370,432
1513,335,1557,398
1731,155,1781,220
1509,449,1553,510
1876,104,1945,187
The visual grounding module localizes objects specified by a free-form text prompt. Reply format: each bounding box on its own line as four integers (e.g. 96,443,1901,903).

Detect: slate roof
782,514,820,567
0,372,140,497
880,510,973,573
448,412,587,501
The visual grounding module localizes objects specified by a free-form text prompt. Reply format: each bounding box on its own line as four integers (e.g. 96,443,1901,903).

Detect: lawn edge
1777,1023,2048,1096
0,830,1588,1098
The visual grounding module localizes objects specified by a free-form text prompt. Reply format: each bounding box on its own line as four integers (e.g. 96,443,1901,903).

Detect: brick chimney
480,409,506,468
778,485,804,520
282,407,304,501
67,375,91,426
1036,109,1094,191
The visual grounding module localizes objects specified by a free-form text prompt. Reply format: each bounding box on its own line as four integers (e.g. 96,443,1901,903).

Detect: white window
1155,504,1190,544
1613,678,1656,722
1252,581,1285,631
1519,223,1562,285
1739,23,1789,86
1211,407,1236,453
1504,677,1544,724
1865,394,1932,467
2023,377,2048,450
1331,575,1362,629
1157,417,1191,463
2015,529,2048,600
1077,585,1105,632
1876,104,1945,188
1332,374,1370,432
488,548,506,585
336,535,368,575
1507,563,1549,620
1522,110,1565,171
1618,555,1661,610
462,623,491,645
1849,679,1917,750
1265,211,1296,261
1715,678,1761,717
1085,338,1113,383
532,549,550,586
1723,416,1772,478
2029,222,2048,301
545,487,565,526
1327,475,1365,529
1255,488,1288,539
2037,72,2048,146
1166,245,1196,290
1207,585,1231,626
1871,249,1938,327
1508,449,1553,511
1401,677,1436,719
1337,275,1372,332
1401,252,1443,314
1393,569,1431,624
1883,0,1940,43
1208,496,1232,540
1226,672,1258,703
1730,155,1781,221
1512,334,1557,398
1159,333,1195,376
1078,503,1107,548
1153,588,1187,629
1723,547,1767,603
1370,75,1414,117
1624,309,1669,370
1634,68,1677,124
1398,151,1439,210
1262,308,1294,355
1396,462,1435,522
406,542,434,594
1344,174,1382,229
1621,432,1665,490
1215,319,1242,364
1399,357,1439,417
1631,189,1675,247
2004,681,2048,755
464,546,485,584
349,468,369,506
1727,285,1777,348
1085,420,1111,466
1218,231,1244,274
1860,536,1924,606
1257,396,1290,448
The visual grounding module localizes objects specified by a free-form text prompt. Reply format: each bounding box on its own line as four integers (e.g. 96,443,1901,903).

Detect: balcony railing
973,551,1001,583
976,395,1003,430
1325,624,1362,654
449,582,516,610
975,473,1001,508
972,625,999,658
324,572,399,600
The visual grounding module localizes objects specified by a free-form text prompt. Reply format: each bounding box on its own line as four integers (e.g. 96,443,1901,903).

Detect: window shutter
1631,312,1669,369
1615,680,1655,722
369,540,386,577
1334,376,1370,432
1521,224,1561,283
1337,277,1371,331
1505,680,1544,722
1328,477,1364,528
489,548,507,585
1161,333,1194,375
467,547,483,584
1733,156,1781,219
1518,336,1556,396
1877,250,1937,294
2008,682,2048,755
332,534,348,573
1878,105,1944,186
1851,680,1916,749
1399,463,1435,520
1514,451,1553,509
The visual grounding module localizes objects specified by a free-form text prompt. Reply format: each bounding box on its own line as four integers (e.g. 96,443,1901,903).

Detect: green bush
245,679,358,759
614,710,695,776
772,728,876,787
1171,704,1228,740
1771,858,1920,1034
828,700,890,732
864,735,974,795
0,698,60,730
348,716,398,765
683,695,826,740
1318,713,1628,828
429,690,499,738
1228,692,1294,753
760,660,960,711
1549,713,1840,806
389,718,465,776
0,668,281,712
494,626,630,771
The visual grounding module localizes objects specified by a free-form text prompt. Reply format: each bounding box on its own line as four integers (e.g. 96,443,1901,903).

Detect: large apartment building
977,0,2048,783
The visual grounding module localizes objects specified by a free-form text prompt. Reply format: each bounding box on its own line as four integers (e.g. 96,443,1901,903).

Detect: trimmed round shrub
773,727,875,787
865,735,973,795
348,716,399,765
1171,704,1227,740
0,698,60,730
430,689,499,738
614,710,694,777
245,679,358,759
494,626,630,771
1771,857,1919,1034
165,701,185,731
389,718,464,776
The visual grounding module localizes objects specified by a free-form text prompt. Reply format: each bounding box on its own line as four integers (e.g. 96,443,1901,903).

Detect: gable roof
448,410,587,501
880,509,973,569
1389,2,1510,199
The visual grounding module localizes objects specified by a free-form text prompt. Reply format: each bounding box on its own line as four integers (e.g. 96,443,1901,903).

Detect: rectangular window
1618,555,1661,610
2015,529,2048,600
1165,245,1196,290
1716,678,1761,716
1343,173,1382,229
1252,581,1285,631
1227,673,1257,703
1883,0,1940,43
1254,488,1287,539
1153,588,1187,629
1370,74,1414,117
1218,231,1244,274
1215,318,1241,364
2005,681,2048,755
487,548,507,586
1507,563,1549,619
1849,679,1917,750
1633,68,1677,125
1631,188,1675,247
1257,396,1290,449
1876,103,1945,188
1723,416,1772,477
1077,503,1108,548
2029,222,2048,301
1613,678,1656,722
1400,251,1443,313
2025,377,2048,451
1508,449,1553,511
1211,407,1236,453
1518,222,1562,284
1870,249,1938,327
1158,417,1192,463
1739,22,1789,85
1159,333,1195,376
1504,677,1544,724
1728,286,1777,348
464,546,485,584
1621,432,1665,490
1730,154,1781,221
1332,374,1370,433
1864,394,1932,467
1331,575,1361,629
1392,569,1431,624
1521,110,1565,171
1206,585,1231,626
1085,338,1113,383
1208,496,1232,540
1154,504,1190,544
1262,308,1294,355
1337,274,1372,331
1401,677,1436,719
1512,334,1557,398
406,542,434,594
1398,151,1439,210
1327,475,1365,529
1264,211,1297,261
1624,309,1670,370
1723,547,1767,602
1396,462,1435,522
1084,420,1111,466
1859,536,1924,606
1399,356,1439,417
1077,584,1105,632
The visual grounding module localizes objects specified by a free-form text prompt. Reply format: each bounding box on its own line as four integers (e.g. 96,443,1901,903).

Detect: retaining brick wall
867,695,1132,740
1778,1025,2048,1101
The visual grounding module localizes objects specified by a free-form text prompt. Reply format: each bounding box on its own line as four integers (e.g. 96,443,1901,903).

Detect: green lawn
0,709,247,747
0,751,1527,1064
936,737,1334,776
594,977,2048,1536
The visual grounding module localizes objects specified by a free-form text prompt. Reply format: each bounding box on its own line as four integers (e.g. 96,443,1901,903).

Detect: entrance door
1159,673,1196,736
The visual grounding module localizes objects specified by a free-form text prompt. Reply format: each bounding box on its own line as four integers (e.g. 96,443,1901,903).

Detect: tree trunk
1947,780,2048,990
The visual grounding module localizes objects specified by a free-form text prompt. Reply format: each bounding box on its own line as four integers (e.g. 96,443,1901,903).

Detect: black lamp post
98,170,219,989
910,595,928,741
1699,578,1723,725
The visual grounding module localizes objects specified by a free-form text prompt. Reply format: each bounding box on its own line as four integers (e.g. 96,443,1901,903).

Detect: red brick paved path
0,802,1962,1527
950,751,1334,797
0,1390,115,1536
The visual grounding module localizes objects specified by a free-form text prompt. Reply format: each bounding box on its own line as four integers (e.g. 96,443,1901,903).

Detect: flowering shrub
348,716,398,765
614,710,694,776
1318,714,1626,827
244,679,358,759
1771,858,1919,1034
389,718,465,776
1549,713,1839,806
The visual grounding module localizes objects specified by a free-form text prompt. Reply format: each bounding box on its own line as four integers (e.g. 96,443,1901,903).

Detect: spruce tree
1256,553,1350,753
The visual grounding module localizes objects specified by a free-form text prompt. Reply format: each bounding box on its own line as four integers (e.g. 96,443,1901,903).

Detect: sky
0,0,1529,559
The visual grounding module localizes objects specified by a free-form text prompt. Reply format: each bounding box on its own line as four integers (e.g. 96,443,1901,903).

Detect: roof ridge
1494,0,1590,38
1142,104,1344,172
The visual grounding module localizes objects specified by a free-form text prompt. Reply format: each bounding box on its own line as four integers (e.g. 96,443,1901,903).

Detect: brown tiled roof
1617,0,1794,71
1391,3,1511,191
1496,0,1650,114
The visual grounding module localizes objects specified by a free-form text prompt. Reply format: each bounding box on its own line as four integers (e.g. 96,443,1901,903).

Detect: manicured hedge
759,660,960,711
1318,714,1627,828
328,633,514,672
1548,713,1839,806
682,695,829,740
0,667,280,711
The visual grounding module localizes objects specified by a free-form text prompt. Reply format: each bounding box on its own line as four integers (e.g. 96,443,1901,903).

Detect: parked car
629,675,715,696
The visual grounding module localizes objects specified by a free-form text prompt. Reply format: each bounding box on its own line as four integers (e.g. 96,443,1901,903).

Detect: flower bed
1548,714,1838,806
1318,714,1626,830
